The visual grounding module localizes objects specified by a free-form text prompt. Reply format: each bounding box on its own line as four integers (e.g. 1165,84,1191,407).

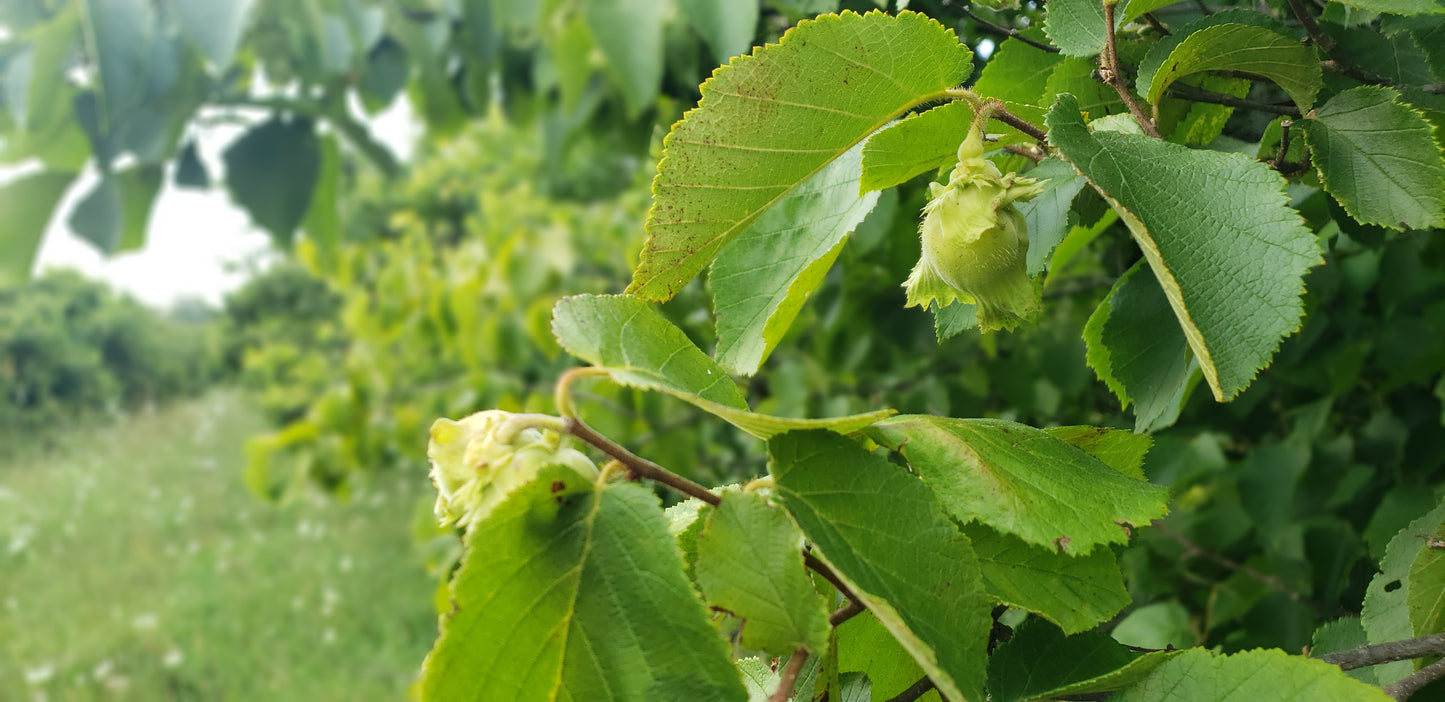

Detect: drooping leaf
114,164,163,252
584,0,663,115
769,430,992,702
302,134,342,269
175,0,255,70
1043,0,1115,57
1329,25,1436,85
713,140,879,375
223,116,321,246
628,10,974,300
859,100,971,193
695,491,832,655
1084,262,1197,433
12,6,79,131
965,523,1131,634
551,295,894,438
68,175,122,253
1363,498,1445,684
420,466,747,701
358,36,410,112
1111,648,1393,701
1300,86,1445,231
1047,94,1322,401
1018,157,1087,277
1136,10,1295,98
1043,425,1152,479
678,0,759,65
1142,24,1321,112
174,140,209,188
0,171,74,285
933,302,978,342
868,415,1169,553
84,0,152,121
988,619,1180,702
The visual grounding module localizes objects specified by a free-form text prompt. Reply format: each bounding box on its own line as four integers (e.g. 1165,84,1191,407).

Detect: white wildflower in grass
322,628,337,645
8,524,35,555
338,555,353,572
23,664,54,685
92,660,113,680
162,649,184,668
131,613,158,631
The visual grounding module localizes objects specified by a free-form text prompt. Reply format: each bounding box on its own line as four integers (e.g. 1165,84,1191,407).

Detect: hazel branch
1099,1,1161,138
886,676,937,702
1320,632,1445,671
1386,657,1445,701
960,6,1060,54
769,649,810,702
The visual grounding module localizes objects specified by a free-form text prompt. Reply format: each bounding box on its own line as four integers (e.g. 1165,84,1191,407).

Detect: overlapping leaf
869,415,1168,553
1043,426,1152,479
988,620,1180,702
677,0,759,65
713,140,879,375
584,0,663,115
1141,24,1321,112
1084,263,1198,433
859,101,972,193
695,491,831,655
552,295,894,438
1363,498,1445,684
420,466,747,701
769,430,992,702
628,10,974,300
1047,94,1322,401
1300,86,1445,231
0,171,74,285
1043,0,1113,57
965,524,1131,634
1111,648,1392,701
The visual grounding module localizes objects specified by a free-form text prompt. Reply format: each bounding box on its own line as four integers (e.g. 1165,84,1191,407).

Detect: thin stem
886,676,936,702
1320,633,1445,671
212,94,402,178
1141,12,1170,35
960,6,1061,54
829,598,865,627
944,89,1050,144
1271,119,1295,168
1099,2,1161,138
804,551,857,601
554,367,610,418
1003,143,1045,162
563,416,722,506
769,649,810,702
1153,521,1304,600
1166,82,1301,117
1285,0,1335,54
1386,657,1445,701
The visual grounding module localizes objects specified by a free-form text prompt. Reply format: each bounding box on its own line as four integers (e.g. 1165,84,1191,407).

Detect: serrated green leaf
869,415,1168,554
988,619,1180,702
223,116,321,246
1330,0,1444,16
1084,262,1197,433
932,302,978,342
769,430,992,702
965,523,1131,634
1047,94,1322,401
666,498,712,582
176,0,255,70
628,10,973,300
1408,521,1445,636
552,294,894,438
696,491,831,655
1043,425,1152,479
1311,617,1381,687
1136,10,1294,96
1112,648,1393,701
1363,498,1445,684
584,0,663,115
0,170,74,285
1330,25,1436,85
1018,157,1087,277
1043,0,1116,57
420,466,747,701
859,101,972,193
713,140,879,375
1043,57,1124,121
678,0,759,65
1384,17,1445,77
1142,24,1321,112
973,38,1063,106
1301,86,1445,231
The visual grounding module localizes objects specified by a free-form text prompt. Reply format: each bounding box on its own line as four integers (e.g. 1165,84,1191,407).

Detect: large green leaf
223,116,321,246
1043,426,1152,479
114,164,163,252
1018,157,1087,277
584,0,663,115
768,430,992,702
836,612,933,700
1043,0,1116,57
695,491,831,655
1141,24,1321,112
1047,94,1322,401
713,140,879,375
68,175,123,253
627,10,973,300
1408,519,1445,637
1111,648,1392,701
1363,498,1445,684
420,466,746,701
176,0,255,70
551,295,894,438
988,619,1180,702
0,171,74,285
859,100,971,193
972,38,1062,107
1084,262,1197,433
869,415,1168,554
84,0,152,121
965,523,1130,634
678,0,759,65
1300,86,1445,231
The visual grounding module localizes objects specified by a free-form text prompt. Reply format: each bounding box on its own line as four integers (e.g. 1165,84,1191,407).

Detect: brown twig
1099,2,1161,138
565,416,723,506
1270,119,1294,168
1284,0,1335,54
886,676,937,702
1141,12,1170,35
769,649,810,702
1151,520,1304,600
1386,657,1445,701
829,598,865,627
804,551,857,601
987,100,1050,143
1320,633,1445,671
960,5,1061,54
1166,82,1301,117
1003,143,1045,162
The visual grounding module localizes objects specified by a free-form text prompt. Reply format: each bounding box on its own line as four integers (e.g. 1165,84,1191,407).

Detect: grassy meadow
0,390,439,700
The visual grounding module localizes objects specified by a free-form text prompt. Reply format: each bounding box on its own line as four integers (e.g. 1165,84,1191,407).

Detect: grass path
0,390,437,700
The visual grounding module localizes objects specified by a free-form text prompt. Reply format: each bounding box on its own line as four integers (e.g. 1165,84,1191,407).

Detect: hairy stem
1320,633,1445,671
1099,1,1161,138
1386,657,1445,701
554,366,611,418
769,649,810,702
960,6,1060,53
944,89,1050,144
563,416,722,506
